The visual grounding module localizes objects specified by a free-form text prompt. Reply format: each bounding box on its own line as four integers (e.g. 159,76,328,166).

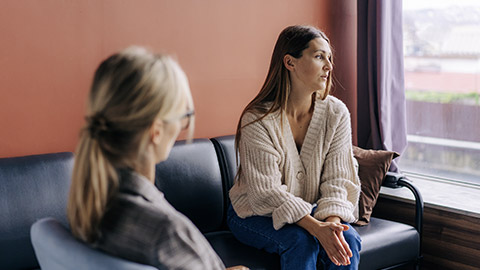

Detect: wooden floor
373,196,480,270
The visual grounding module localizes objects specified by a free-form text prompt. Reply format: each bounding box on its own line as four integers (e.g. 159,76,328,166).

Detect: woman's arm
314,105,361,223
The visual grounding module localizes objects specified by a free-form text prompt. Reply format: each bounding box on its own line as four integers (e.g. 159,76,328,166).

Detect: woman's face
289,37,333,94
152,101,193,163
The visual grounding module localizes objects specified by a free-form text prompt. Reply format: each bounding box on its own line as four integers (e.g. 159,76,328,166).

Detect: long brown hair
234,25,333,176
67,47,193,243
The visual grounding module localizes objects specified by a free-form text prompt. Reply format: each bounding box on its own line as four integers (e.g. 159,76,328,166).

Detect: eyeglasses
165,110,195,131
179,110,195,130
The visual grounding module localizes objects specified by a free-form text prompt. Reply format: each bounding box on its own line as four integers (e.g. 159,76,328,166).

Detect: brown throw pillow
353,146,399,226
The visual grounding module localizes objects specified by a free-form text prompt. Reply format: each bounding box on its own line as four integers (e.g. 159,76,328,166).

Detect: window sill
379,173,480,218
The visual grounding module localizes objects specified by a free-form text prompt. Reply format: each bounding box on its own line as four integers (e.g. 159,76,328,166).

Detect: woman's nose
324,61,332,71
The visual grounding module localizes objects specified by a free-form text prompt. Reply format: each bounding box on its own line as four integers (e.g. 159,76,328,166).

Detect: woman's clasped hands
297,215,353,266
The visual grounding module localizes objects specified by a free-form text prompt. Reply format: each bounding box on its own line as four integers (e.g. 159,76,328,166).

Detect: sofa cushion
155,139,224,233
206,219,419,270
354,217,419,269
0,152,73,270
352,146,399,226
205,231,280,270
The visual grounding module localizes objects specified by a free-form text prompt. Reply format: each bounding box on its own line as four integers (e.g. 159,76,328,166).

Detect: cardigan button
296,171,305,180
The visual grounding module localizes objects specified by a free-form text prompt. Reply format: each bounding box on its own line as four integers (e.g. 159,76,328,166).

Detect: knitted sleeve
313,104,360,223
238,112,313,230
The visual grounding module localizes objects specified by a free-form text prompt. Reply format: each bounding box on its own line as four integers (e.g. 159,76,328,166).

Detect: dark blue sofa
0,135,423,269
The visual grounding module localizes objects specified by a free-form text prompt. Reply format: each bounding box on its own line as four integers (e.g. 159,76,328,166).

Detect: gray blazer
95,169,225,270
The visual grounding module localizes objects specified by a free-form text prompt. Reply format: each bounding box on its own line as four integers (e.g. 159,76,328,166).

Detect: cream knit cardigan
229,95,361,230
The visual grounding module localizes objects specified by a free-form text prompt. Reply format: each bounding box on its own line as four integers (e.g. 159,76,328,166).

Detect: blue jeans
227,205,361,270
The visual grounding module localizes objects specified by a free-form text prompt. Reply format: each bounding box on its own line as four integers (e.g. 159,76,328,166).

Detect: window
400,0,480,186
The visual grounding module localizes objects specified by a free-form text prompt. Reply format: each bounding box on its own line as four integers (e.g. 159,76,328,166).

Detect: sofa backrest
1,138,232,268
0,152,74,270
211,135,237,192
155,139,225,233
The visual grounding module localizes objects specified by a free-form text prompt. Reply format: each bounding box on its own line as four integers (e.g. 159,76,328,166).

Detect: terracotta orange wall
0,1,359,158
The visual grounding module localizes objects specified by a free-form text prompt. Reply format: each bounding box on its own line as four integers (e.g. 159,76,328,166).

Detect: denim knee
343,224,362,269
319,224,361,270
280,224,319,254
343,225,362,254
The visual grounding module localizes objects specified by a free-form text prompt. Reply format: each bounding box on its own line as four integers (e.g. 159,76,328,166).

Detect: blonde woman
68,47,246,270
228,26,362,269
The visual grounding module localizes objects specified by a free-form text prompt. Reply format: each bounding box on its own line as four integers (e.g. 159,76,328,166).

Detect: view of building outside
400,0,480,185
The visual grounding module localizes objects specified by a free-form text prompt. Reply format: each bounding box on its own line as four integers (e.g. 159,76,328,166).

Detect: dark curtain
357,0,407,171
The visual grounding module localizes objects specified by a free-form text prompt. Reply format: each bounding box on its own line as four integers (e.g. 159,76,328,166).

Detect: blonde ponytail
67,46,193,243
68,130,118,242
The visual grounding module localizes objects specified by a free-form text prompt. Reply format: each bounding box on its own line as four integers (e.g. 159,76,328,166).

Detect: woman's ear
150,119,164,145
283,54,295,71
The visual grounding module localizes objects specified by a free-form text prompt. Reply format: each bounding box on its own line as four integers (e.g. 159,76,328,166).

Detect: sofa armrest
382,171,424,259
382,171,404,188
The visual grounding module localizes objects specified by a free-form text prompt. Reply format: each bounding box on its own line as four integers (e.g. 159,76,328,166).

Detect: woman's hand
325,216,353,264
226,266,249,270
297,215,352,266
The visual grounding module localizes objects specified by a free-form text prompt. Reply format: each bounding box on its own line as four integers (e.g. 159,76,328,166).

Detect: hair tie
86,114,110,139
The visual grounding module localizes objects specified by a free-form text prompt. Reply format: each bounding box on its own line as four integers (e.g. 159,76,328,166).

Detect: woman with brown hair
68,47,246,270
228,25,362,269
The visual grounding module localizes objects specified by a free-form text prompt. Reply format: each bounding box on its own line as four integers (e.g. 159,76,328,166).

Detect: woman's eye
316,55,323,59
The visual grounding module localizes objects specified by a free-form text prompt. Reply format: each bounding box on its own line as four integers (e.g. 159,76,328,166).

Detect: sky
403,0,480,10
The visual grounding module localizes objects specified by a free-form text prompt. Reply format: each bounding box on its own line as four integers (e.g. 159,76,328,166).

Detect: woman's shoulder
108,185,193,243
321,95,350,116
241,103,280,126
